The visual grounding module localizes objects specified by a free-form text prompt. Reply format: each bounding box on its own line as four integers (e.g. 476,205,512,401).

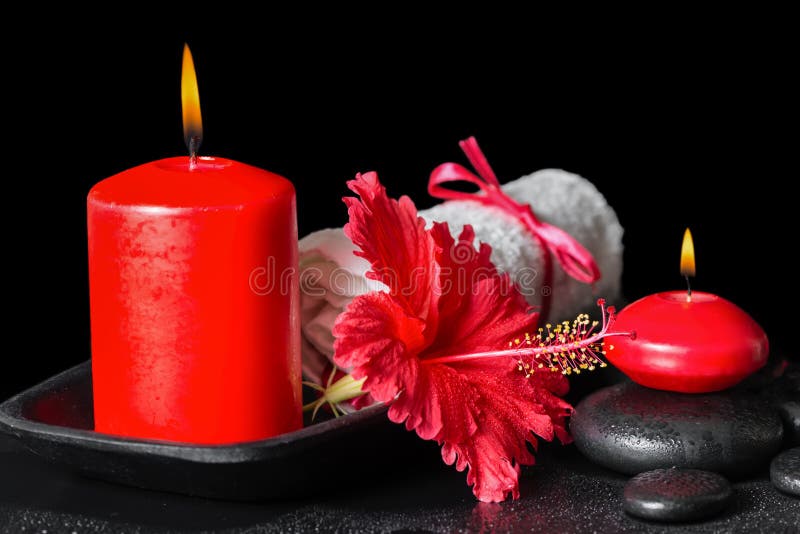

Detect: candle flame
680,227,695,277
181,43,202,159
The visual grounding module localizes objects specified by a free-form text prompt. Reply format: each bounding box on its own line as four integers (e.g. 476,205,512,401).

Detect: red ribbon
429,137,601,321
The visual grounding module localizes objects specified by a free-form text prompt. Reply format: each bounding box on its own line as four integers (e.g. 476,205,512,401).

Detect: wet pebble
777,401,800,446
623,468,733,522
571,381,784,477
770,447,800,497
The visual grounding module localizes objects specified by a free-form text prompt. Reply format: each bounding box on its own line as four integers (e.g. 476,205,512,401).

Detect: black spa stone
777,401,800,446
570,381,784,477
770,447,800,497
622,468,733,522
758,361,800,446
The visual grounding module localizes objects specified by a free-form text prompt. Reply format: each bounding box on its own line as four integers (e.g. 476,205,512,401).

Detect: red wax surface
608,291,769,393
87,156,302,444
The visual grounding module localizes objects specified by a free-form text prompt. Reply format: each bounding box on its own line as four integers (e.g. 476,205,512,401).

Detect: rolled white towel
299,169,624,383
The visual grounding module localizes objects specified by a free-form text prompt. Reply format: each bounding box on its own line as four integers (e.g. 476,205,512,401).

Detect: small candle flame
680,228,696,277
680,227,695,301
181,43,202,166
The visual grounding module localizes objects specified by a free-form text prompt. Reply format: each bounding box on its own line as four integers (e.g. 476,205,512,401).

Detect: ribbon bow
429,137,601,321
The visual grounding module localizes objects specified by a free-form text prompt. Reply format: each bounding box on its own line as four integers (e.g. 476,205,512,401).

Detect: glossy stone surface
623,468,733,522
571,381,784,477
757,361,800,446
777,401,800,446
770,447,800,497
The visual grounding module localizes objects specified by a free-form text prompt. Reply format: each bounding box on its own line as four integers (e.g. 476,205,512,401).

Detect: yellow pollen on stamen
507,307,618,380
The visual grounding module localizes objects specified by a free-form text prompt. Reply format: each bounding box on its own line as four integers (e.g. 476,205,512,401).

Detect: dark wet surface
1,433,798,533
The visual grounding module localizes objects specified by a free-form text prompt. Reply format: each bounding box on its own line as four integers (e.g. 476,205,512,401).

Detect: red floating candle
87,45,302,444
607,229,768,393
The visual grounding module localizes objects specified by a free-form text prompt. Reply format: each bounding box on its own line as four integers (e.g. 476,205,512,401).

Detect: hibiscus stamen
421,299,634,373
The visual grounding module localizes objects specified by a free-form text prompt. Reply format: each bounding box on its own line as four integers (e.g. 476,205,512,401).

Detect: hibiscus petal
392,356,572,501
424,223,534,356
343,173,438,323
333,291,425,404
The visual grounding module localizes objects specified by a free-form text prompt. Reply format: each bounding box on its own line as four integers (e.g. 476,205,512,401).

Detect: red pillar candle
86,45,302,444
607,229,768,393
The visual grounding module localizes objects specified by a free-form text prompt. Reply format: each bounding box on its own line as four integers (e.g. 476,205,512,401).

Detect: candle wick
188,135,201,171
685,275,693,303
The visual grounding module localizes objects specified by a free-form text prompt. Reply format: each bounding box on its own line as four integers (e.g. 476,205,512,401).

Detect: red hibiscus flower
332,172,574,502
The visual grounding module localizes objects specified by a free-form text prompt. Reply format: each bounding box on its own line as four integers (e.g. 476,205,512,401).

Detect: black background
3,18,794,401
